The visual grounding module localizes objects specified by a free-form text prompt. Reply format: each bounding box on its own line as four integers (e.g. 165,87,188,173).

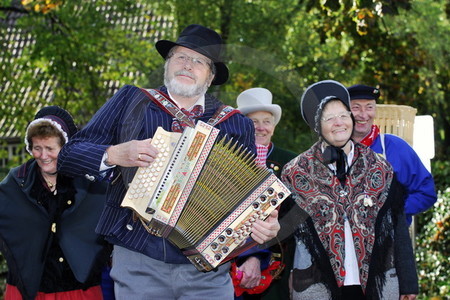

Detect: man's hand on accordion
250,210,280,244
106,139,159,168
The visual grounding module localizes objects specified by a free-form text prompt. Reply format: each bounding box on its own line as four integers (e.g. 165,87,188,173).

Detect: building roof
0,1,172,141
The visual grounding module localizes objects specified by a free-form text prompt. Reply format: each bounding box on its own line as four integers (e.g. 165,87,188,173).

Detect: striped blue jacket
58,85,256,264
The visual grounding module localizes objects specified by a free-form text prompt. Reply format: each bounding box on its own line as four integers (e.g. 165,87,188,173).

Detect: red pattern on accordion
168,124,219,227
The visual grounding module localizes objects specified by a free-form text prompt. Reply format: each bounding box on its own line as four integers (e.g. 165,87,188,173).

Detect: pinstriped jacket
57,85,256,264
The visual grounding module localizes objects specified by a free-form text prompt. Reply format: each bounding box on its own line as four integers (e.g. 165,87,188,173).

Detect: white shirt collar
167,90,205,111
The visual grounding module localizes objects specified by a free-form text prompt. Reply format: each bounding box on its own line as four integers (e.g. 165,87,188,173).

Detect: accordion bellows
121,121,290,271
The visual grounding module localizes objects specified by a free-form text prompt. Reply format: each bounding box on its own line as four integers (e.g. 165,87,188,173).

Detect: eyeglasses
169,52,211,69
321,111,352,123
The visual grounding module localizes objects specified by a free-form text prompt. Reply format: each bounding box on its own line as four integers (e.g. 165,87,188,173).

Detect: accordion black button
211,242,218,250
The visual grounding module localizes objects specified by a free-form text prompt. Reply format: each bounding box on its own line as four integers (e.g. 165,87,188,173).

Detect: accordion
121,121,291,271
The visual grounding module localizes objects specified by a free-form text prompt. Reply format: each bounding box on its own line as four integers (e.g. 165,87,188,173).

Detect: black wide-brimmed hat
155,24,229,85
300,80,350,131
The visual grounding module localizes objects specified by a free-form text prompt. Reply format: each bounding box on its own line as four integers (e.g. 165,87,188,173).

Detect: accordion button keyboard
121,126,183,222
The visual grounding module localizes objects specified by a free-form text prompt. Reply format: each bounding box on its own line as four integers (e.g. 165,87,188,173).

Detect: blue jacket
0,160,108,299
58,85,256,264
370,134,437,223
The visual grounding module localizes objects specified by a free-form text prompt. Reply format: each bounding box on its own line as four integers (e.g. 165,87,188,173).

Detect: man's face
350,99,377,142
164,46,214,98
247,111,276,146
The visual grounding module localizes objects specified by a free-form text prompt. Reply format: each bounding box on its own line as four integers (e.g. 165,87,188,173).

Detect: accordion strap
141,88,195,128
141,88,237,127
207,104,237,126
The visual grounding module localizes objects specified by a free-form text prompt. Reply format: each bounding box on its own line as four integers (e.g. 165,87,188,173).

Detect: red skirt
4,284,103,300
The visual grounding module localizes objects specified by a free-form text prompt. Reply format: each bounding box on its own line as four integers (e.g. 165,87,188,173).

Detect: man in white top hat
237,88,296,177
235,88,296,299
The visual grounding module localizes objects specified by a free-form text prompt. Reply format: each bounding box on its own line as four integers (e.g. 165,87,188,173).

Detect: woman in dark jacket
281,80,418,300
0,106,109,300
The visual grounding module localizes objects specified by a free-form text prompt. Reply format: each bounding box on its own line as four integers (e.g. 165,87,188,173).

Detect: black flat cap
347,84,380,101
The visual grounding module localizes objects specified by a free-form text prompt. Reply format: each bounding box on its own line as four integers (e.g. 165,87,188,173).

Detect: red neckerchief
360,125,380,146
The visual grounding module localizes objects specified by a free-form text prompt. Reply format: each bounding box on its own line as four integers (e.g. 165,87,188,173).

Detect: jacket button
126,224,133,231
67,200,72,205
58,257,64,263
84,174,95,181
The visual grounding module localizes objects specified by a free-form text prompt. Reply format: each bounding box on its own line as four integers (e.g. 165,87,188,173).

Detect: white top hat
236,88,282,125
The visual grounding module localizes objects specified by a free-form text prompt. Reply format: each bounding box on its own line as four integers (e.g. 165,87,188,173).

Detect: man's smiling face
247,111,276,146
350,99,377,142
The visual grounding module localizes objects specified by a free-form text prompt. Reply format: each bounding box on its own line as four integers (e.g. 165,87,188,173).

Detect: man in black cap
348,84,437,225
58,24,280,299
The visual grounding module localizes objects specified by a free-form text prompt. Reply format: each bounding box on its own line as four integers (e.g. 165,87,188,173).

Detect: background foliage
0,0,449,298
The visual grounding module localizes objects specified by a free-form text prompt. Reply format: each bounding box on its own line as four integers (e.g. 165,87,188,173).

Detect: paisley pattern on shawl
282,141,393,290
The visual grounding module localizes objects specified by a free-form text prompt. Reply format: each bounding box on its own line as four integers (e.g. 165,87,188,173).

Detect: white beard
164,68,210,98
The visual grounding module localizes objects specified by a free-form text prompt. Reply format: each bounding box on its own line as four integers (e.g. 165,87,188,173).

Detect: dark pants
341,285,365,300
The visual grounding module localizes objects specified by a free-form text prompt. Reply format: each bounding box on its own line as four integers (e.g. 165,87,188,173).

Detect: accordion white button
126,224,133,231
